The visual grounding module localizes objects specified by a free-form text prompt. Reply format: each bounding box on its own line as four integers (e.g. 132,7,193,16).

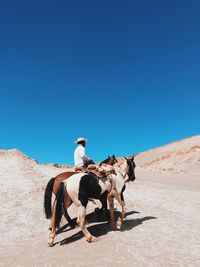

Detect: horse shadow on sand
55,210,157,246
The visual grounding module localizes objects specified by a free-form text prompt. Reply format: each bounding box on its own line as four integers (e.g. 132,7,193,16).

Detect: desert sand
0,135,200,266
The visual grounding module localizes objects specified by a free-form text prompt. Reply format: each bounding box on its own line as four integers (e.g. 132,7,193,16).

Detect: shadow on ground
56,211,157,246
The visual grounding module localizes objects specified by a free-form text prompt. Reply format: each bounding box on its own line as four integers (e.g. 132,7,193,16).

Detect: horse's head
100,154,118,166
124,156,136,182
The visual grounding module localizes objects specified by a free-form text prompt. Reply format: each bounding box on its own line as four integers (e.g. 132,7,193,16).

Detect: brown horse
44,155,118,228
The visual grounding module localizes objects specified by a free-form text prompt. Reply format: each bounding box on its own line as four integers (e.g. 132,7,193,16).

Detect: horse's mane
99,156,111,166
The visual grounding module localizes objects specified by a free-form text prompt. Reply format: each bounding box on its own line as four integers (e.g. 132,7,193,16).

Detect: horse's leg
97,193,110,219
108,194,116,229
77,206,96,242
63,195,76,228
100,196,109,217
112,191,126,230
48,201,57,247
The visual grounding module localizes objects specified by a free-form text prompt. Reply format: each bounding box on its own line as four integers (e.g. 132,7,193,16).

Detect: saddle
75,163,115,178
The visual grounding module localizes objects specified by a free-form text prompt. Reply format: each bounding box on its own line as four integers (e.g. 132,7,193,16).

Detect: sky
0,0,199,165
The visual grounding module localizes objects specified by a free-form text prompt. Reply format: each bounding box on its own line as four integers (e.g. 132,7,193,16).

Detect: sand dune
0,136,200,266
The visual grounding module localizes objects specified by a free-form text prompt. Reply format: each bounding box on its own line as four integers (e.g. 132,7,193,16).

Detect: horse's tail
55,181,65,228
44,177,55,219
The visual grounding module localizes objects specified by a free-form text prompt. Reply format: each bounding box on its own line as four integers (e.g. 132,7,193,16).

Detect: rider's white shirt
74,144,86,166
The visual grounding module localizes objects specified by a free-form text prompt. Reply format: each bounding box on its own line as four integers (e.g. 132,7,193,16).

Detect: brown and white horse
48,156,136,246
44,155,118,228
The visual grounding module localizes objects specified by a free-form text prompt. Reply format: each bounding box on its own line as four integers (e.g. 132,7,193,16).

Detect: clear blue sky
0,0,199,165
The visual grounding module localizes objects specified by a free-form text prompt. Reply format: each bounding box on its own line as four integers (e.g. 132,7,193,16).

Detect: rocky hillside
0,148,72,195
0,148,70,174
135,135,200,175
1,133,200,177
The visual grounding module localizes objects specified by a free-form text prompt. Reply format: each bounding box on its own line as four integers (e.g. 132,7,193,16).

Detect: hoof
86,235,96,243
48,240,54,247
116,218,123,229
116,222,122,229
48,236,54,247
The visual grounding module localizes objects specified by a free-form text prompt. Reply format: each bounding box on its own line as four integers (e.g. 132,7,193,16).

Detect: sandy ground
0,140,200,267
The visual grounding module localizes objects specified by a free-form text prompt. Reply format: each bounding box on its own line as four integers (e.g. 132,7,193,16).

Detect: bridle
107,157,136,185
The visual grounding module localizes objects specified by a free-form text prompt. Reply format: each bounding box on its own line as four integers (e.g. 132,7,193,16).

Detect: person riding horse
74,137,94,168
74,137,115,176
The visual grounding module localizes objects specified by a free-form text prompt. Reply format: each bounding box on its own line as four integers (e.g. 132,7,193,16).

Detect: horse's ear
112,154,115,158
